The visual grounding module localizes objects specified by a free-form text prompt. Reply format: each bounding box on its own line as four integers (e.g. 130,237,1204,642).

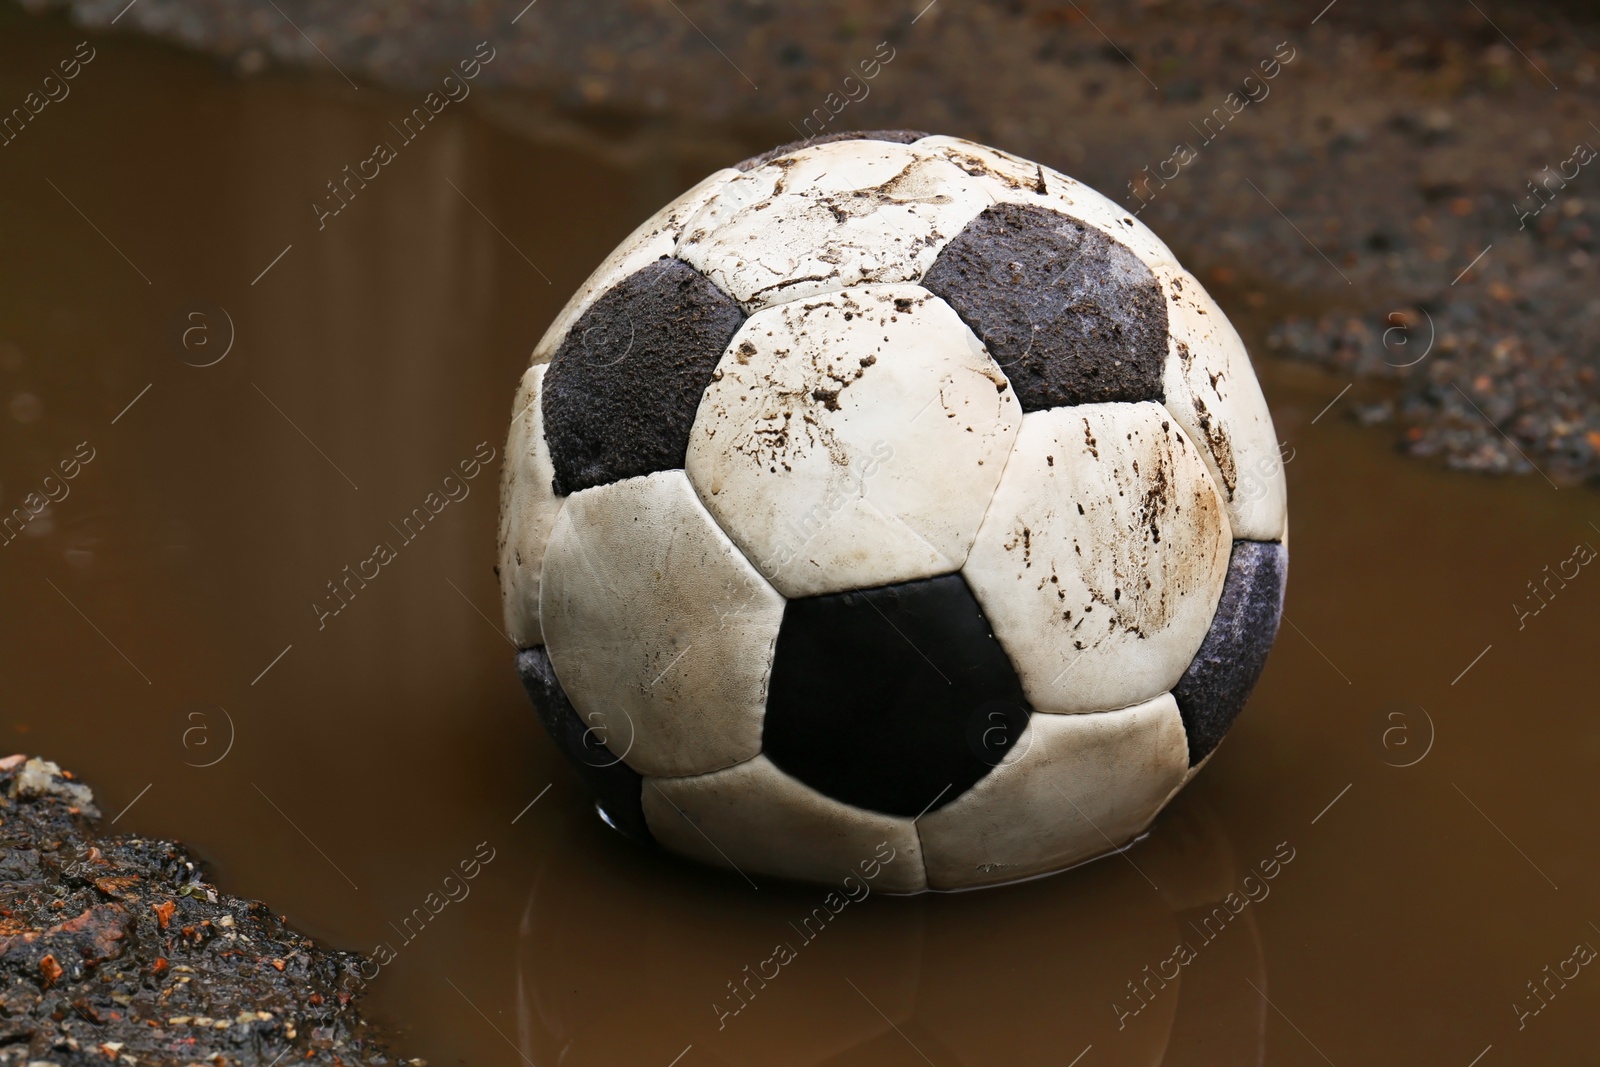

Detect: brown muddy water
2,8,1599,1066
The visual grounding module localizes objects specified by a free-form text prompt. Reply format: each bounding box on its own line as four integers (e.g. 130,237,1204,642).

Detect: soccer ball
498,131,1287,893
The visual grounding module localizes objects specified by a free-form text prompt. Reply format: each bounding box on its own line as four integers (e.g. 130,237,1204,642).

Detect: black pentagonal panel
920,201,1168,412
734,129,930,171
1171,540,1287,765
516,647,654,846
763,573,1032,818
542,257,745,495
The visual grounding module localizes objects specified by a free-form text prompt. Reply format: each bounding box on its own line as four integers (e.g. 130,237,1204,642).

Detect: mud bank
0,756,408,1066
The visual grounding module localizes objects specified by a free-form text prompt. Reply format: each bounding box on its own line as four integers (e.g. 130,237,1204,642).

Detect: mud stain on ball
679,141,995,311
965,402,1231,715
1071,415,1220,642
686,284,1021,599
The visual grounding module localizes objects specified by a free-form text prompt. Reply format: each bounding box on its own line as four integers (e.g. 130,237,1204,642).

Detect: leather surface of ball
498,131,1288,892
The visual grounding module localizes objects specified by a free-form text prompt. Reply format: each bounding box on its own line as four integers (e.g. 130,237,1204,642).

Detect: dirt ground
18,0,1600,483
0,756,403,1066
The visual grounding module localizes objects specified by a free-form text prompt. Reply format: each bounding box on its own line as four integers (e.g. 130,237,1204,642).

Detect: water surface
1,11,1596,1064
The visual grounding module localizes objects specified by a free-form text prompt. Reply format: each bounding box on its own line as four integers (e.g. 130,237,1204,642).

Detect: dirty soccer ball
497,131,1288,892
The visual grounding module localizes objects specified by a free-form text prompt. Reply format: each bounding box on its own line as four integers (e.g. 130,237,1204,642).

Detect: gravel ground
18,0,1600,483
0,756,405,1067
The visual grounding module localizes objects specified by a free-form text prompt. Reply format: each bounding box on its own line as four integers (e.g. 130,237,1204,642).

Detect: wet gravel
17,0,1600,482
0,756,406,1067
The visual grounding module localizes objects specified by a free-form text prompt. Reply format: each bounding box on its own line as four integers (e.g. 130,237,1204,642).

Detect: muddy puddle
2,8,1597,1064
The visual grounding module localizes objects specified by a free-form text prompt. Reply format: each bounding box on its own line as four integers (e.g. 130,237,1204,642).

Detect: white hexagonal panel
540,470,785,778
530,167,739,365
963,402,1232,715
915,134,1177,273
918,693,1189,890
675,139,995,311
1156,261,1287,541
644,755,927,893
498,363,565,648
686,284,1022,599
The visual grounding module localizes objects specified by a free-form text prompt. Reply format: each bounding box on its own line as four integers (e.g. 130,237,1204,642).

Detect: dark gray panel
763,572,1031,817
921,201,1168,412
516,647,653,845
1171,540,1287,765
542,257,745,495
